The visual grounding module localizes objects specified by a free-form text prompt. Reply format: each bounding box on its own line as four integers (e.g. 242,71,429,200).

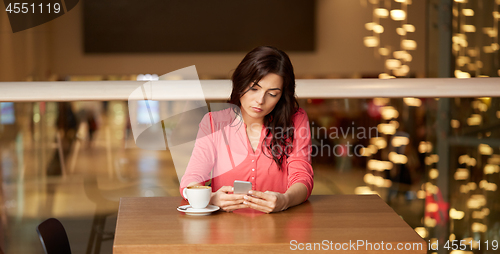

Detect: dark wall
83,0,315,53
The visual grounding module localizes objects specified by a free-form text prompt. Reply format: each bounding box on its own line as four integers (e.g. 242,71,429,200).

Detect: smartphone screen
234,180,252,194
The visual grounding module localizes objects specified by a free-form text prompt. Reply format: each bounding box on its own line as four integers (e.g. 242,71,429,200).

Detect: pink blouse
180,107,314,200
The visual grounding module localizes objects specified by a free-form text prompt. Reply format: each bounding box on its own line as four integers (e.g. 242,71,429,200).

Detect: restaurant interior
0,0,499,253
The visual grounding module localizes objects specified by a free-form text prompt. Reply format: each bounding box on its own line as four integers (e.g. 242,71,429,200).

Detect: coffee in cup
183,186,211,209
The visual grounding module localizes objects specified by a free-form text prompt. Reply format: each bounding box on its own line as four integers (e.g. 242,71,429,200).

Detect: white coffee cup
183,186,211,209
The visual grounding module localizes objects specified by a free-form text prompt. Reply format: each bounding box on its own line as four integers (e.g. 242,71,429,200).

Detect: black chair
36,218,72,254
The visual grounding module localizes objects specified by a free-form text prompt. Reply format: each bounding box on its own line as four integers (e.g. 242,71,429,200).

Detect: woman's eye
269,93,277,97
250,87,258,91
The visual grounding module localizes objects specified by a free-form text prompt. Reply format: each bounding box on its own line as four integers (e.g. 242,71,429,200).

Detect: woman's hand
211,186,248,212
243,190,289,213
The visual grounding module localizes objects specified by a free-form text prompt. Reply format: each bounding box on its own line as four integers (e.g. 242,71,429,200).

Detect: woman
180,46,313,213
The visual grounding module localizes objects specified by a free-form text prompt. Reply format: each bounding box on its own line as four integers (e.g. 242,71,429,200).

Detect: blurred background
0,0,499,253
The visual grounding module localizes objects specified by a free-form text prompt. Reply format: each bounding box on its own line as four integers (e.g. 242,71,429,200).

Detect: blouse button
252,160,254,162
252,177,254,180
252,168,255,171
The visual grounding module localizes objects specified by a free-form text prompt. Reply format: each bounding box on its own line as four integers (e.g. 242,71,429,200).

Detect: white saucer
177,205,220,216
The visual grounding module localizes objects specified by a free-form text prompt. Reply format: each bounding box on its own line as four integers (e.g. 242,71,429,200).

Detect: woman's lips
252,107,263,112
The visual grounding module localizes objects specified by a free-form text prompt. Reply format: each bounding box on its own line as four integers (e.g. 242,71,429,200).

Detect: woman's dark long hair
228,46,299,170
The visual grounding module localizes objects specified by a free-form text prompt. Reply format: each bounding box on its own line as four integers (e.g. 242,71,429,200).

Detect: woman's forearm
283,183,309,210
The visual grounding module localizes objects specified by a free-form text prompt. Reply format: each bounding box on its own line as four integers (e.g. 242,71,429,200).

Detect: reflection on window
0,102,15,124
136,100,160,125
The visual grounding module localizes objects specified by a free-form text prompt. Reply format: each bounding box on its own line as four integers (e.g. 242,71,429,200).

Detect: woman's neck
239,108,264,129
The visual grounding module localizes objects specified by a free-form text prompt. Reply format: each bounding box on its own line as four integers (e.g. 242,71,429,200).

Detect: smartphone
234,180,252,194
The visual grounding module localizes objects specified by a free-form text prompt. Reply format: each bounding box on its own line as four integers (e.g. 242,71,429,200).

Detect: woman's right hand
211,186,248,212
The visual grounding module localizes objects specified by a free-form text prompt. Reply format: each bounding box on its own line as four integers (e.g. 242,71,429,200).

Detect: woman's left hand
243,190,289,213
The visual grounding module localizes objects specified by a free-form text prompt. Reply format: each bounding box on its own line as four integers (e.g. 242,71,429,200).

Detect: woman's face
239,73,283,124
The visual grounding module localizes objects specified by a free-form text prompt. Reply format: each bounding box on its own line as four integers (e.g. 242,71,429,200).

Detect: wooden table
113,195,426,253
